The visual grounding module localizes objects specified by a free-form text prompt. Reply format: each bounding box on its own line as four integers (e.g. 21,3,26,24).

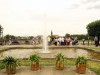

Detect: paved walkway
0,66,96,75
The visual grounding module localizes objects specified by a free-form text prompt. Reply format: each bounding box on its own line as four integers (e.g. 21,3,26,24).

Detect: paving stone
0,66,97,75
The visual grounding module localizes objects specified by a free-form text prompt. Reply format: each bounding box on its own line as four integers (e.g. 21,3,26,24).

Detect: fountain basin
0,48,100,61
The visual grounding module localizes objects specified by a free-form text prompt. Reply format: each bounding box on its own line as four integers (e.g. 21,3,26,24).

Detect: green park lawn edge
0,60,100,75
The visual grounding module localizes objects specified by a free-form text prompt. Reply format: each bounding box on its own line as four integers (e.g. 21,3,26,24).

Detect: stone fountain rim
0,46,100,54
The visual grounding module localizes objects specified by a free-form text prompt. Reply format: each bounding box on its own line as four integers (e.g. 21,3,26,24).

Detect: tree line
64,34,94,40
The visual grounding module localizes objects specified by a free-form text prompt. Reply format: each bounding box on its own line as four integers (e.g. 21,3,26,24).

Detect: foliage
65,33,70,38
64,34,94,40
4,34,16,40
55,53,65,63
29,53,41,63
1,56,19,69
86,20,100,37
28,36,34,39
75,56,87,64
71,34,89,40
0,25,2,36
49,35,56,39
0,61,5,70
0,25,3,37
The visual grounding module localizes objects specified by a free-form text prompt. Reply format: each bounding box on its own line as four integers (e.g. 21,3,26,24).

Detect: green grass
87,61,100,75
78,40,94,45
0,59,75,70
77,40,100,52
0,60,100,75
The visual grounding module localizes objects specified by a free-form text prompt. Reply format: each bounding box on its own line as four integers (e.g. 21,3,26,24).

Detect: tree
71,34,88,40
5,34,16,40
0,25,1,36
28,36,34,39
86,20,100,45
65,33,70,38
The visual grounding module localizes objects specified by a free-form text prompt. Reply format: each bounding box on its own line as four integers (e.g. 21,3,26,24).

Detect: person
82,39,85,45
94,36,98,47
47,37,51,45
32,37,36,46
58,37,61,45
54,38,58,46
71,37,75,45
64,37,66,45
74,37,78,45
66,37,70,45
9,38,12,45
61,37,64,45
51,37,54,45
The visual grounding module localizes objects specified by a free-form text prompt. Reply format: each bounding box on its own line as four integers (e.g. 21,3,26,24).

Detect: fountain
41,13,50,53
1,48,100,60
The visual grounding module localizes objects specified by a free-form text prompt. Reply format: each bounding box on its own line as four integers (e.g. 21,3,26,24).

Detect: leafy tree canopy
86,20,100,37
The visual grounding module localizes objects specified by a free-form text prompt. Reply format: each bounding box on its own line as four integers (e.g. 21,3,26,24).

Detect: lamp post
0,25,3,45
87,27,89,46
88,36,89,45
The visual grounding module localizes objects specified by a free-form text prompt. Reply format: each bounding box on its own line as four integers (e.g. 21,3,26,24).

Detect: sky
0,0,100,36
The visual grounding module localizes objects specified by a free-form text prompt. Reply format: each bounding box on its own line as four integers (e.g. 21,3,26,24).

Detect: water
42,13,50,53
0,48,100,60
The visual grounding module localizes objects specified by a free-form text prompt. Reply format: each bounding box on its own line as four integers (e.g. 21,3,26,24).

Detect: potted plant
55,53,65,70
29,53,41,71
76,56,87,74
2,56,19,75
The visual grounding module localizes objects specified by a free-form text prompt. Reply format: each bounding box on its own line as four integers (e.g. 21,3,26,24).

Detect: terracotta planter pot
6,66,12,75
31,62,39,71
12,65,16,74
55,61,64,70
76,64,86,74
6,65,16,75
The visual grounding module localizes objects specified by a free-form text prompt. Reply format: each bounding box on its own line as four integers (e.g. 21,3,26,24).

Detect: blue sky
0,0,100,36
